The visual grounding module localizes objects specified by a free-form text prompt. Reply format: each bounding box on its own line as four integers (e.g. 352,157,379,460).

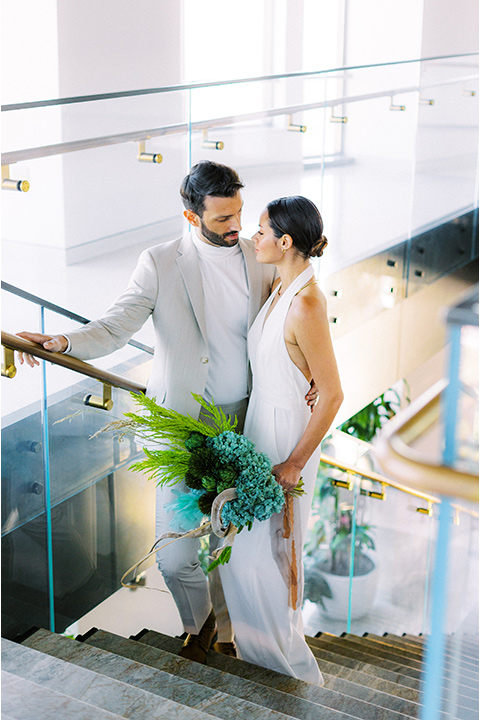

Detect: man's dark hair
180,160,244,215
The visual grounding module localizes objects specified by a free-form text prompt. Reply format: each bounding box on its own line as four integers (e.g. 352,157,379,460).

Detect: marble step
311,653,421,704
83,628,365,720
2,638,216,720
309,635,425,681
2,669,126,720
305,643,422,690
310,636,478,709
90,627,422,720
21,628,295,720
365,633,479,670
401,634,479,660
338,634,479,683
131,628,419,720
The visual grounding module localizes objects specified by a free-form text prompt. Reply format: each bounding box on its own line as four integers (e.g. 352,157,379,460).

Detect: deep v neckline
262,266,315,330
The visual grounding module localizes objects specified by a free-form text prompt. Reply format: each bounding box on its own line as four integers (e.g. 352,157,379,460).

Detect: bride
219,195,343,685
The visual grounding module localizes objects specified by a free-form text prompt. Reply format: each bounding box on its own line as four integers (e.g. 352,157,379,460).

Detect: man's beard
200,220,239,247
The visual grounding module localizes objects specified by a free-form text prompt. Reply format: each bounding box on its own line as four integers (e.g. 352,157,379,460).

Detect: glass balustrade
1,291,155,638
302,431,478,647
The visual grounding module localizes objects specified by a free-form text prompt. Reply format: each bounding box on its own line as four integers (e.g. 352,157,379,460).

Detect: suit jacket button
201,357,209,364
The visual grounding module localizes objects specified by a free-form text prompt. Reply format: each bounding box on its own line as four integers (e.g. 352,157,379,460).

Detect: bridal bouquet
104,392,303,570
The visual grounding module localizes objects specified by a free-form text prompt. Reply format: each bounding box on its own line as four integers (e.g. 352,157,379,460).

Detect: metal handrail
1,281,154,356
2,73,478,166
2,52,477,112
374,380,479,504
320,451,478,519
1,331,147,395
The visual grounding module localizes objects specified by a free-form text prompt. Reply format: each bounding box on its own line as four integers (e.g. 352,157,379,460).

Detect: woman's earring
281,245,287,254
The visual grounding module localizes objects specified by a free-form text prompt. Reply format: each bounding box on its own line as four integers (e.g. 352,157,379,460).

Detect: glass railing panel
2,343,155,637
420,499,479,718
2,91,190,316
2,89,189,152
303,470,435,637
331,64,419,272
407,57,479,296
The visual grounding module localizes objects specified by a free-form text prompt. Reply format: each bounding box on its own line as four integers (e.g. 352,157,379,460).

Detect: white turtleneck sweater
192,233,249,405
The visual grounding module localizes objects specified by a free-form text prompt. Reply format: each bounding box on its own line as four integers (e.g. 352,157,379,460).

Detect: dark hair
267,196,328,258
180,161,244,215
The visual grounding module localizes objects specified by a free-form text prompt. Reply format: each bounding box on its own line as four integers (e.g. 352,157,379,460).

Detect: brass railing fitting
202,130,224,150
2,165,29,192
330,476,354,491
362,486,387,501
416,503,433,516
419,98,435,105
287,115,307,133
330,110,348,123
84,382,114,411
390,99,406,111
462,89,476,96
1,346,16,378
137,141,162,164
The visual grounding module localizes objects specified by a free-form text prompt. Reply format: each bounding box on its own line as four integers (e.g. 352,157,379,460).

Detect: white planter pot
320,564,378,621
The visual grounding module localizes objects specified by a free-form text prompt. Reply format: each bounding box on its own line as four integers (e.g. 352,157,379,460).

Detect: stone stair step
400,634,479,661
2,670,126,720
309,635,425,680
318,634,426,671
315,655,421,704
2,638,214,720
308,637,479,708
365,633,479,671
340,634,479,685
83,628,365,720
132,628,418,720
306,643,422,691
21,628,295,720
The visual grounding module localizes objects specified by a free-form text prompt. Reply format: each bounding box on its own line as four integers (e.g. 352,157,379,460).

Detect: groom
18,161,279,662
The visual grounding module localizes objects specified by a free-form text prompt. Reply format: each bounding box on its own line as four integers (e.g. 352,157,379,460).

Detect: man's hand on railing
16,332,68,367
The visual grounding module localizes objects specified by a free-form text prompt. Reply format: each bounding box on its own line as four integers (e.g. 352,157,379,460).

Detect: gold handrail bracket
1,346,16,378
84,383,114,411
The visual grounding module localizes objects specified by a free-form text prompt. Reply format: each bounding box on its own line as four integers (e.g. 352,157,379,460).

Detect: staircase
1,627,478,719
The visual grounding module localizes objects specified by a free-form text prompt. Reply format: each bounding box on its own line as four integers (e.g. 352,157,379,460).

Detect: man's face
192,192,243,247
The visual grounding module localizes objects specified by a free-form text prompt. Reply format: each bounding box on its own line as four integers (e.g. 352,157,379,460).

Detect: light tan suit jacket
66,234,275,418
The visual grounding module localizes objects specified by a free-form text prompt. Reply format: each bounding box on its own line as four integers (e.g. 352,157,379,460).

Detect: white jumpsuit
220,265,323,685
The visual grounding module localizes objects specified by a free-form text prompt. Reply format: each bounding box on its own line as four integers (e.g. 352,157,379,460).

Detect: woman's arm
272,291,344,491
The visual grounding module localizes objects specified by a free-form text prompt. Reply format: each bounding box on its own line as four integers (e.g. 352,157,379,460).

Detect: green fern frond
129,448,191,486
191,393,238,434
206,545,232,572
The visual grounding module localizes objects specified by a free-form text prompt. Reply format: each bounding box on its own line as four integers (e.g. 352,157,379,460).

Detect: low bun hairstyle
266,196,328,258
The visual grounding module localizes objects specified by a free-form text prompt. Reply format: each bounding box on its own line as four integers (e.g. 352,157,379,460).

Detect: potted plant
304,468,377,620
303,385,407,620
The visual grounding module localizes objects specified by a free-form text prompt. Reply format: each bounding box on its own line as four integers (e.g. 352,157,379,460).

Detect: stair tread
20,629,296,720
2,639,216,720
365,634,479,670
337,635,479,682
2,670,126,720
89,628,414,720
309,634,479,693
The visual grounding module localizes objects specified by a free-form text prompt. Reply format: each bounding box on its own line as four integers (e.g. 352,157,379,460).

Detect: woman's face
252,209,283,264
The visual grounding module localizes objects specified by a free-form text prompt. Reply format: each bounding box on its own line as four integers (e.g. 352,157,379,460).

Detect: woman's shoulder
289,284,327,324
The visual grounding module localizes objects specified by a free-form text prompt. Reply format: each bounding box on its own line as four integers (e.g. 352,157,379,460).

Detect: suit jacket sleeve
65,249,158,360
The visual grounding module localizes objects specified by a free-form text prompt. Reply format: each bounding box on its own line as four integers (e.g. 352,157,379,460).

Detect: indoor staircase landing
1,628,478,720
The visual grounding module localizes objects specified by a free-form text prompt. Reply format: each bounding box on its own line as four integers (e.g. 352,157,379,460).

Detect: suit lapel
176,234,208,344
240,237,263,327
